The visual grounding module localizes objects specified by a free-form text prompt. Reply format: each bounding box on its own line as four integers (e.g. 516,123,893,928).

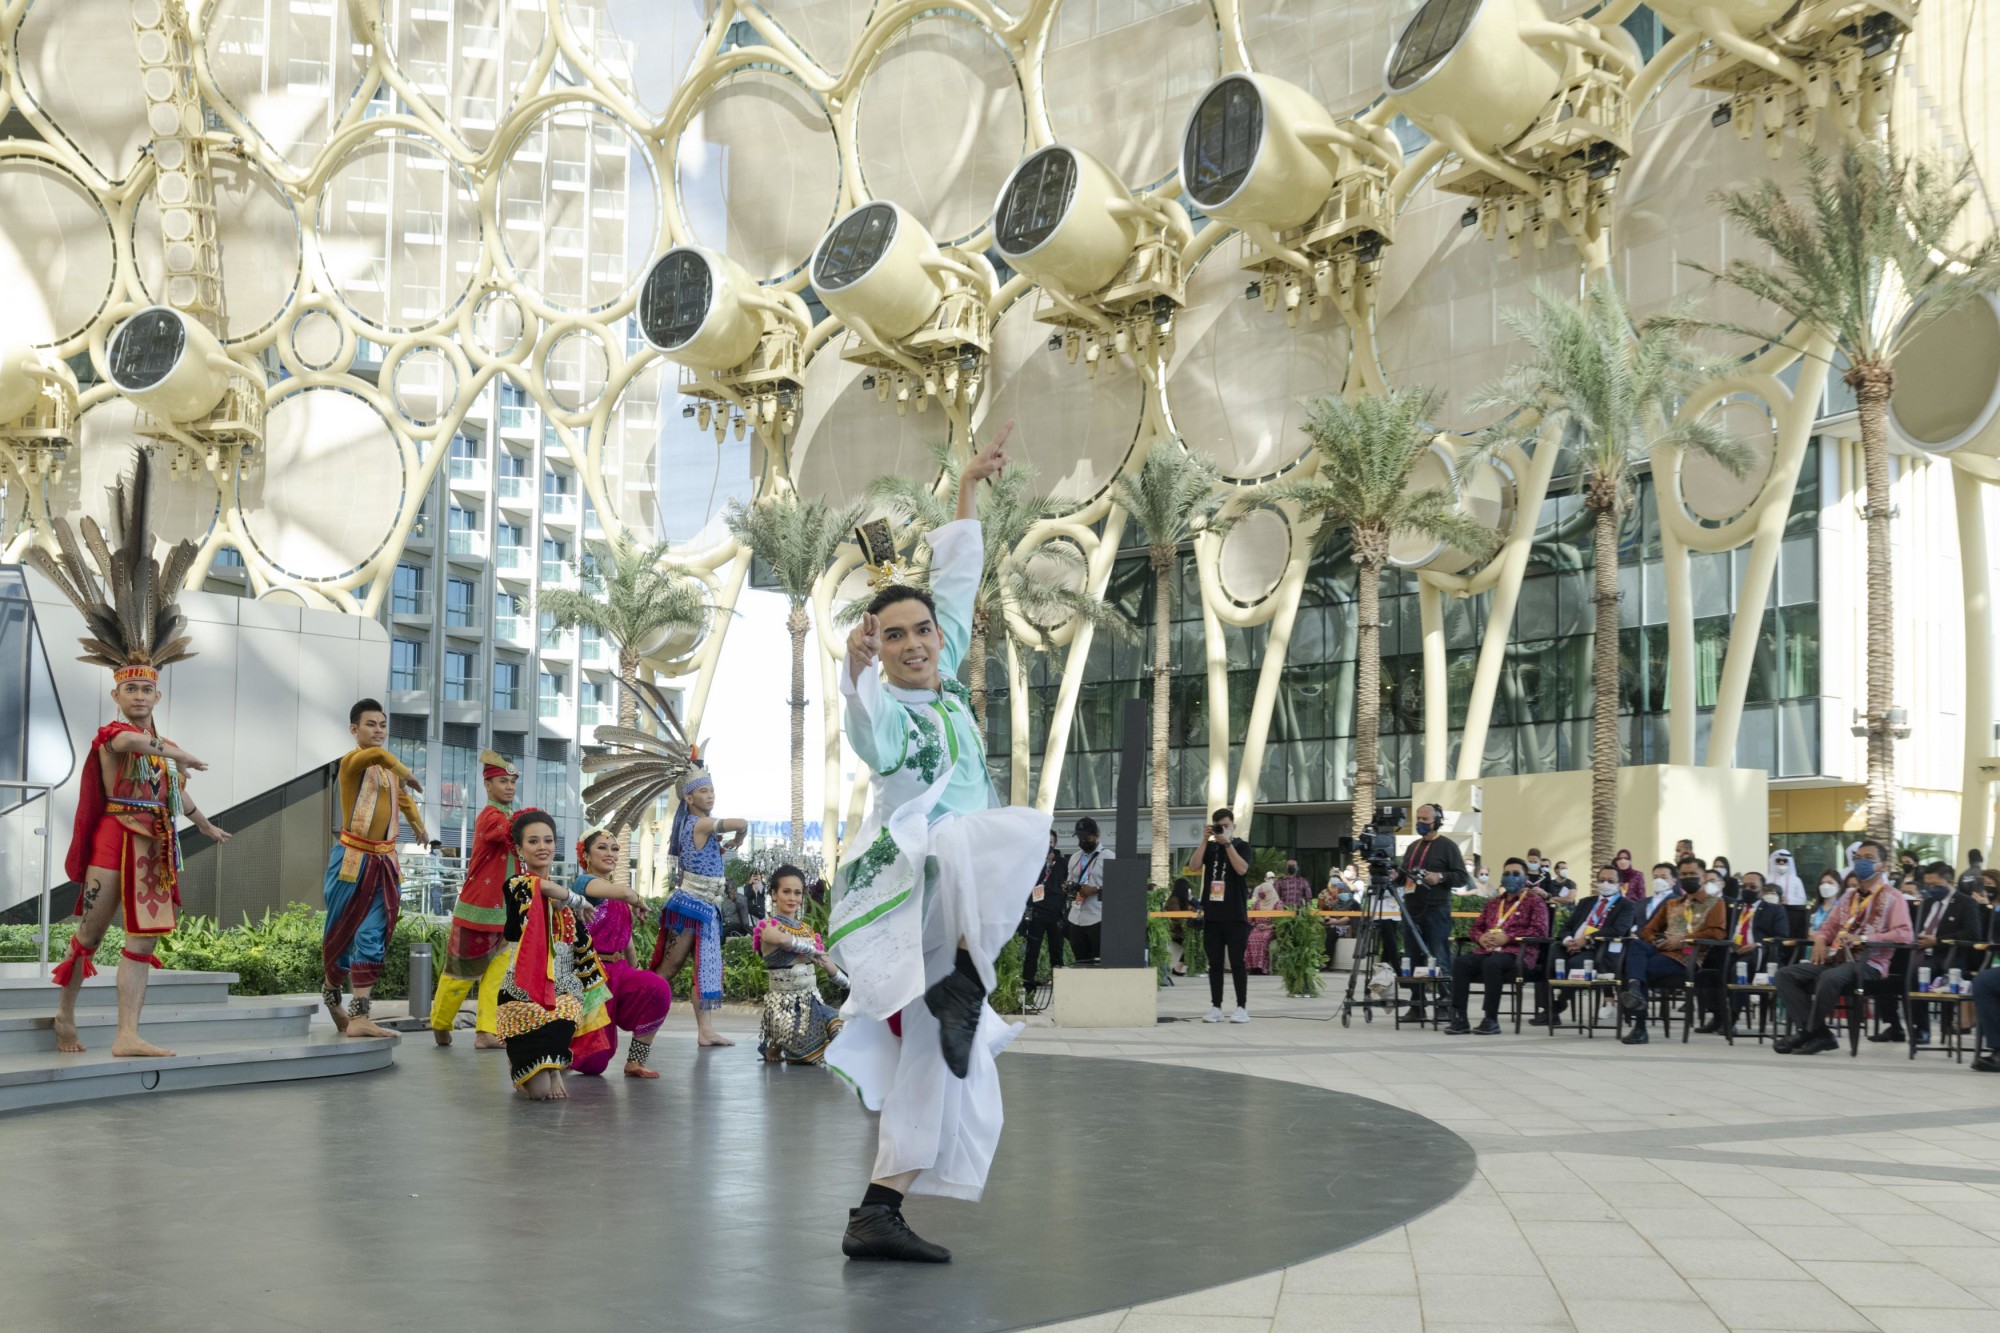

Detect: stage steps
0,964,394,1114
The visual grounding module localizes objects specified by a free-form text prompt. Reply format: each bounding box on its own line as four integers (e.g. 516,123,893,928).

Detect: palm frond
539,530,708,664
723,490,866,605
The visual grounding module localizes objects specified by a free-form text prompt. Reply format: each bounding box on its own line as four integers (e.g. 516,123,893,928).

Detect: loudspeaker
1099,696,1151,968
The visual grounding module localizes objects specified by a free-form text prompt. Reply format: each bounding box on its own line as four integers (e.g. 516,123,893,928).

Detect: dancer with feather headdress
27,449,232,1057
579,675,743,1047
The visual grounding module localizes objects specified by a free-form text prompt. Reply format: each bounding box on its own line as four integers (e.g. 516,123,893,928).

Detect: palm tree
541,531,708,882
1113,438,1225,888
1470,281,1752,870
1692,144,2000,847
866,441,1126,735
1260,388,1496,848
724,491,862,854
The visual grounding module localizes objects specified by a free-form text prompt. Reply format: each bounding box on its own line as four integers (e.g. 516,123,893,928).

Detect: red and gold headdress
26,449,196,684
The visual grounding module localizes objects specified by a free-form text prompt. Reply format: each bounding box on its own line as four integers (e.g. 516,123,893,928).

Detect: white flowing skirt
825,803,1050,1200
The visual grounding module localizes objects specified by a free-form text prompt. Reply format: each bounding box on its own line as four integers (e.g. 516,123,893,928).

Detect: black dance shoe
924,968,986,1080
843,1205,952,1263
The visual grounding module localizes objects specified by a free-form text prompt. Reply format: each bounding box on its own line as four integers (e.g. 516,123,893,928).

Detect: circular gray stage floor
0,1038,1474,1332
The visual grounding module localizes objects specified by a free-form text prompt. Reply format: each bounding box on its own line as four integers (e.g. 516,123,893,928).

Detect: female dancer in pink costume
569,830,671,1079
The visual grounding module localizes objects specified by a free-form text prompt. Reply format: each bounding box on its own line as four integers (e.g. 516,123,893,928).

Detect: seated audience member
1275,860,1312,909
1533,865,1639,1025
1972,894,2000,1073
1768,849,1810,937
1445,870,1549,1035
1243,876,1283,975
1773,840,1913,1056
1719,869,1790,1036
1549,859,1576,901
1619,861,1727,1045
1900,862,1984,1045
1711,856,1739,898
1810,871,1848,934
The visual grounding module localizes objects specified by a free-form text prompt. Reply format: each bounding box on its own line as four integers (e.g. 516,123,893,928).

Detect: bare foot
523,1071,552,1100
433,1027,453,1047
474,1033,505,1049
549,1072,568,1100
697,1029,735,1047
326,1000,351,1033
624,1062,660,1079
53,1017,84,1053
111,1034,175,1058
346,1017,397,1040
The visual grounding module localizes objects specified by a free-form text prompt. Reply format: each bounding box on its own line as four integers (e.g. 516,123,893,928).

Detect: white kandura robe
824,518,1051,1201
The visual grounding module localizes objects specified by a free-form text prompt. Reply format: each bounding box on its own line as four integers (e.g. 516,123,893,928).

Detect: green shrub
990,935,1026,1015
1272,903,1326,999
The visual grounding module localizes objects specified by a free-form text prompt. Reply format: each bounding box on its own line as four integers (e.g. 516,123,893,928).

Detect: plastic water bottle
1918,966,1932,989
1399,956,1412,978
1554,957,1568,979
1949,968,1964,995
1735,962,1748,985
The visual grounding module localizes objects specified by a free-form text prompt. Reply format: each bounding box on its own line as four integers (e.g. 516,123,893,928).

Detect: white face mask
1762,891,1781,904
1819,883,1839,899
1596,879,1619,897
1526,860,1540,873
1700,880,1720,897
1476,872,1490,883
1652,876,1673,894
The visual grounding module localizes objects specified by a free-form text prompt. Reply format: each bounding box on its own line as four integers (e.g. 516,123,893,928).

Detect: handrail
0,780,57,976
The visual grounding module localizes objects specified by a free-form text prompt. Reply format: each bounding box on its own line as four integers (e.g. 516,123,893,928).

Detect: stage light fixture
810,201,996,413
637,244,810,436
1179,71,1402,327
106,305,232,422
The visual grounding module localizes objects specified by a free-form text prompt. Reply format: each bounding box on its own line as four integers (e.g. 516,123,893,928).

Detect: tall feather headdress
25,448,197,683
580,674,710,837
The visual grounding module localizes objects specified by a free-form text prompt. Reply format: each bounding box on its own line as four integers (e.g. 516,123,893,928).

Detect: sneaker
1230,1007,1250,1024
1444,1017,1472,1035
1202,1007,1224,1023
1473,1018,1501,1035
842,1205,951,1263
1792,1031,1840,1056
923,967,987,1080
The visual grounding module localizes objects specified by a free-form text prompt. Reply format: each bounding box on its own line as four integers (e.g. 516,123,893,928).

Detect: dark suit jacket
1915,890,1986,973
1552,896,1639,970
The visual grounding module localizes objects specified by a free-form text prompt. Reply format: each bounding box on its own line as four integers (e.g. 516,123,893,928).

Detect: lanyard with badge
1207,840,1230,903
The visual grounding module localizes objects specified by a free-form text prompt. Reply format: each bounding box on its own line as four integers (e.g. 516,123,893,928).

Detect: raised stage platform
0,963,394,1114
0,1017,1474,1332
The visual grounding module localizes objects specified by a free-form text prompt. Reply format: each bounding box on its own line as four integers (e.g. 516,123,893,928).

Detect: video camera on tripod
1337,805,1406,894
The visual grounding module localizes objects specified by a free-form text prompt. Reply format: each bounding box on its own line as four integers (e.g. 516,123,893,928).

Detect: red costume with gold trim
65,720,184,941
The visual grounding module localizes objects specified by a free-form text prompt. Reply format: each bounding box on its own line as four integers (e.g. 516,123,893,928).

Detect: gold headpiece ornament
480,750,519,780
853,517,919,593
25,448,197,685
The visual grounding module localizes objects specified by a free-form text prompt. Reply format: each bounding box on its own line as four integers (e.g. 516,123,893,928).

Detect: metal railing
0,781,56,974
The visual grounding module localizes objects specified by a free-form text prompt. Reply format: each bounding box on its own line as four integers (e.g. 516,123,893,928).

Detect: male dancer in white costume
829,421,1050,1263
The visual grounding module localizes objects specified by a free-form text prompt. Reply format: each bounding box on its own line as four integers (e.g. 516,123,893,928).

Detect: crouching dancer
826,420,1051,1263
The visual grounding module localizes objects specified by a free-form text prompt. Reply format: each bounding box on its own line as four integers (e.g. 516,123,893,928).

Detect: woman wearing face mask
1811,872,1850,936
1711,856,1739,901
1613,849,1647,904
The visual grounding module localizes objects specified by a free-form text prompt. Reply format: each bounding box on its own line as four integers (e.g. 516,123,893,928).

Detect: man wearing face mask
1772,839,1913,1056
1534,866,1639,1026
1898,861,1981,1047
1445,859,1549,1034
1618,858,1728,1044
1392,804,1467,1023
1717,870,1789,1036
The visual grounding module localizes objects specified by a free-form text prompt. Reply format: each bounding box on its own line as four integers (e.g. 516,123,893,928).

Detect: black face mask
1678,877,1701,895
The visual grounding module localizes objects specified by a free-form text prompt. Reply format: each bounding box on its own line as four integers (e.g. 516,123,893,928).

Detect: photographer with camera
1197,808,1255,1024
1393,803,1467,1023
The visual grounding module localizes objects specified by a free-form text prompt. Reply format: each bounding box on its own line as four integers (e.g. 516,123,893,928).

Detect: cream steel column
1953,464,1996,858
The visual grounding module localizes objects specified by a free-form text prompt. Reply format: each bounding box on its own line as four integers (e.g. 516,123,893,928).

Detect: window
445,577,476,628
391,638,424,691
493,659,524,711
448,504,478,534
497,451,528,478
543,468,572,496
392,563,426,613
386,732,427,840
444,650,475,702
497,520,526,549
442,742,477,817
538,669,565,717
537,756,571,847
